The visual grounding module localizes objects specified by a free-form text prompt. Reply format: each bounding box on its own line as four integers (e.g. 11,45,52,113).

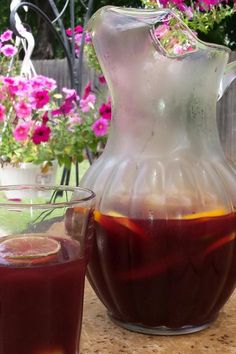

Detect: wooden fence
33,59,94,92
33,55,236,163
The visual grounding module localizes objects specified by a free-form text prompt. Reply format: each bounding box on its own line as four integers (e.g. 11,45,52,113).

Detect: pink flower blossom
75,33,83,44
13,123,31,141
66,25,83,36
98,75,106,84
3,77,15,85
80,93,96,112
154,24,170,39
42,112,49,125
0,104,6,121
14,101,32,119
51,108,61,117
184,6,194,19
82,82,91,99
31,90,50,109
32,125,51,145
43,77,57,90
62,87,79,101
0,44,17,57
198,0,221,9
60,100,74,114
92,118,109,137
85,33,92,44
99,102,112,120
171,0,186,5
159,0,169,5
0,30,13,42
10,78,30,97
52,99,74,116
8,84,18,97
30,75,57,91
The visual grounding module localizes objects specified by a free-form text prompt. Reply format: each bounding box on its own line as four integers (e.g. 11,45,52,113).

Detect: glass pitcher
81,6,236,335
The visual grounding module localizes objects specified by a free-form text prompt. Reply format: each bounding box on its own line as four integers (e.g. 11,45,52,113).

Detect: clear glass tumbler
0,185,95,354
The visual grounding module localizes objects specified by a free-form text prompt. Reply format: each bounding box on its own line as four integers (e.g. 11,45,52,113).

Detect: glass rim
0,185,95,208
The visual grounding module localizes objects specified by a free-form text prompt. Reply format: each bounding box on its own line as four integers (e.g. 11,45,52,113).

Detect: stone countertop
80,281,236,354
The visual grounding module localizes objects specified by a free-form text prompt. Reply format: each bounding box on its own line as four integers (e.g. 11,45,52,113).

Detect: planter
0,161,58,199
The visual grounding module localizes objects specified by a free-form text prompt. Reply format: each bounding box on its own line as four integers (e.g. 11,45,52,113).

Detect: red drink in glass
0,235,86,354
0,185,95,352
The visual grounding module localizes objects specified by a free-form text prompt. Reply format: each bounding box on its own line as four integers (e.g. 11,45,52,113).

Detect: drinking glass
0,185,95,354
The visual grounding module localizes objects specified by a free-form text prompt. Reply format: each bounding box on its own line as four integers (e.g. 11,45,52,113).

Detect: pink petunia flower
13,123,31,141
75,25,83,33
80,93,96,112
199,0,221,9
92,118,109,137
62,87,79,101
32,125,51,145
42,111,49,125
30,75,57,91
75,33,83,44
3,77,16,85
66,25,83,36
42,77,57,91
52,99,74,117
0,104,6,121
0,30,13,42
85,33,92,44
31,90,50,109
184,6,194,19
154,24,169,39
1,44,17,57
99,102,112,120
9,78,31,98
14,101,32,119
159,0,169,6
98,75,106,84
82,82,91,100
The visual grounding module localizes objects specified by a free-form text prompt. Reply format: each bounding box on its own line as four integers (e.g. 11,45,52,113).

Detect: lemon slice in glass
0,235,61,260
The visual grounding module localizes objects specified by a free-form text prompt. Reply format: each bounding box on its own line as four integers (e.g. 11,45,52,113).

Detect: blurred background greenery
0,0,142,59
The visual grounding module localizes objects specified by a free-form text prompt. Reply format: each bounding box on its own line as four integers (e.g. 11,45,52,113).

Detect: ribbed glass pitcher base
108,313,216,335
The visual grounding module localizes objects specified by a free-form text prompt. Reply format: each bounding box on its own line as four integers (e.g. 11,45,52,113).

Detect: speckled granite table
80,281,236,354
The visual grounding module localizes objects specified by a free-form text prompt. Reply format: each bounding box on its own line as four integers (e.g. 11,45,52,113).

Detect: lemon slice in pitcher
183,208,228,220
0,235,61,260
94,210,145,237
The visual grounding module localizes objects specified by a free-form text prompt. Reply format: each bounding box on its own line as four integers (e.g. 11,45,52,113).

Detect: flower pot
0,161,58,199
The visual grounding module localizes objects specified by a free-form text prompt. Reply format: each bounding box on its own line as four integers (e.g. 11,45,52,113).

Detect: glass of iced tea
0,185,95,354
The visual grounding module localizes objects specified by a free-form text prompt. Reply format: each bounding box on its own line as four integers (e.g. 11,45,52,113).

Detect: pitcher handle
218,60,236,101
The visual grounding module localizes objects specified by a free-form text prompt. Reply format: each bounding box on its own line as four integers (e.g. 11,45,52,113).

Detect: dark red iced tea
0,235,86,354
88,211,236,329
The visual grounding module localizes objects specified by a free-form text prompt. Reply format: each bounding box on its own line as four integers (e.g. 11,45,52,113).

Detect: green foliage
0,1,11,31
84,41,102,72
142,0,236,48
184,5,234,35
